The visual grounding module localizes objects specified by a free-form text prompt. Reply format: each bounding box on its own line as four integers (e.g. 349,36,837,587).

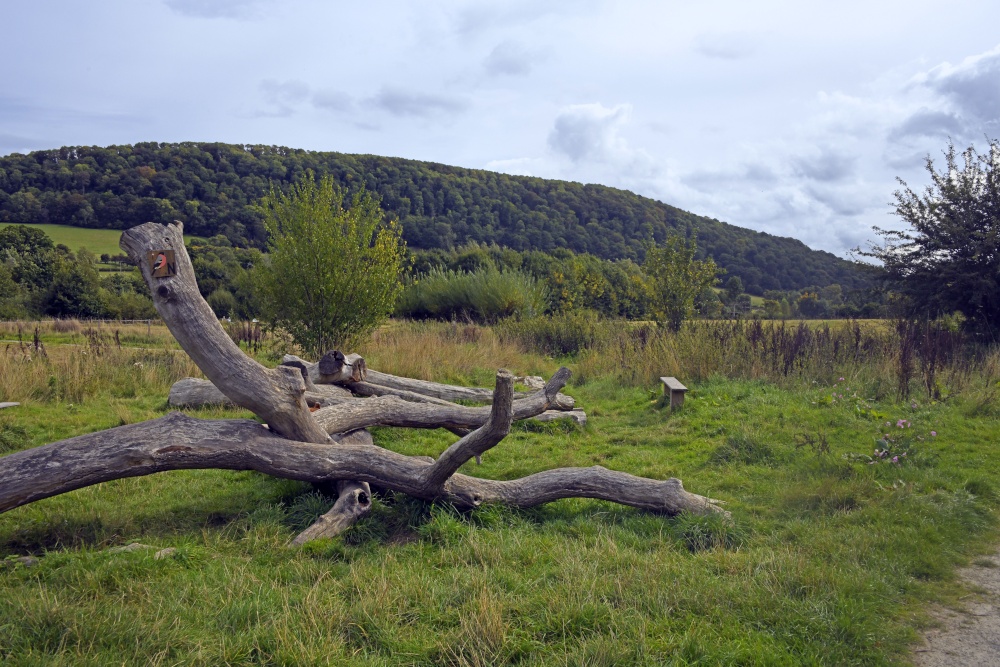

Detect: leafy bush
253,175,405,355
396,267,546,324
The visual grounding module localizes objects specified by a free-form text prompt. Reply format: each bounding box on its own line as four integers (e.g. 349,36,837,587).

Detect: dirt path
912,548,1000,666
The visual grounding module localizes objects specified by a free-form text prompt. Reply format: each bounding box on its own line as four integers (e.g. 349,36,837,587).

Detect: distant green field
712,287,765,305
0,223,203,258
0,223,126,257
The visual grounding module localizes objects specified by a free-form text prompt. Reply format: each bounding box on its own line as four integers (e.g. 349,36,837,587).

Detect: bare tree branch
284,354,575,410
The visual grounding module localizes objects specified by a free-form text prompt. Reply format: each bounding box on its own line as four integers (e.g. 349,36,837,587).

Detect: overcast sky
3,0,999,257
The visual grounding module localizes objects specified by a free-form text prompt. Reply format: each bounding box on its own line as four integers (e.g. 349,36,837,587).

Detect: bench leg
670,390,684,409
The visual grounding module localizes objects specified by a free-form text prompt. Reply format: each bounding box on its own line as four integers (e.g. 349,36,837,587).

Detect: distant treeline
400,243,884,322
0,142,868,294
0,225,882,323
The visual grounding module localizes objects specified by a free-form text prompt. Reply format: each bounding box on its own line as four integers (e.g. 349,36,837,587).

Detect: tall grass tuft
396,268,547,324
496,310,616,356
1,344,199,404
573,318,988,398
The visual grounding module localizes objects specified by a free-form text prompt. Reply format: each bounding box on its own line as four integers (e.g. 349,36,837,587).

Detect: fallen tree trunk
169,377,351,409
0,411,723,517
0,220,728,546
168,376,587,426
285,353,576,409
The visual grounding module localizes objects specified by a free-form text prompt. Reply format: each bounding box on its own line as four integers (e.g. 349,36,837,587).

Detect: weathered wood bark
533,409,587,426
420,370,515,491
0,412,725,517
289,481,371,546
364,368,576,410
318,351,367,383
169,377,351,409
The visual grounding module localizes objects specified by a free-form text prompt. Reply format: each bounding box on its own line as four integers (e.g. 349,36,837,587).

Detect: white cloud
5,0,1000,259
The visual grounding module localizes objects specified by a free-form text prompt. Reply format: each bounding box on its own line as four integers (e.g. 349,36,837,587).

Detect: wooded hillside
0,143,866,293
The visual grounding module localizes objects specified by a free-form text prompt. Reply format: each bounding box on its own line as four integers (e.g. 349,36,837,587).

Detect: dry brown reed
223,319,266,355
0,343,198,404
364,320,551,384
51,318,82,334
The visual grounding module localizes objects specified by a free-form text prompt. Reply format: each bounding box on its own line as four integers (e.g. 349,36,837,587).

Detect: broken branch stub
421,369,515,491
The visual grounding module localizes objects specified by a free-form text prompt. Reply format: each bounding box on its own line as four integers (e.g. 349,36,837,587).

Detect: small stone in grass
110,542,154,553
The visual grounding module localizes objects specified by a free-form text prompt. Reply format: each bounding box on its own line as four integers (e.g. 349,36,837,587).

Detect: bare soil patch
913,548,1000,666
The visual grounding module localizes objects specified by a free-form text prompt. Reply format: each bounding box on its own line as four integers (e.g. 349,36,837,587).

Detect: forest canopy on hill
0,142,867,294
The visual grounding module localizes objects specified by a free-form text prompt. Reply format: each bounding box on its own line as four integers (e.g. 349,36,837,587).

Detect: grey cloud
682,162,778,192
163,0,269,19
484,41,534,77
369,88,467,118
0,94,142,135
258,79,310,117
694,33,756,60
0,96,37,123
743,163,778,184
312,90,355,113
308,86,465,121
548,104,629,163
885,48,1000,155
792,150,857,182
883,147,933,171
455,1,580,36
646,120,671,135
926,48,1000,123
260,79,309,103
888,109,964,141
803,185,868,217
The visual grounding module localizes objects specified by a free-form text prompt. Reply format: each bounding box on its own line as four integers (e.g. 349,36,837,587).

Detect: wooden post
660,377,688,410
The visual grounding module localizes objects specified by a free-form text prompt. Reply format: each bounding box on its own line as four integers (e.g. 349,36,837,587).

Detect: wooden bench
659,377,687,409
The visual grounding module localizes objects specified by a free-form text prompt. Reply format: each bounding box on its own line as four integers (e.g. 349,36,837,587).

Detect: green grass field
0,223,129,258
1,320,998,665
0,223,204,259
